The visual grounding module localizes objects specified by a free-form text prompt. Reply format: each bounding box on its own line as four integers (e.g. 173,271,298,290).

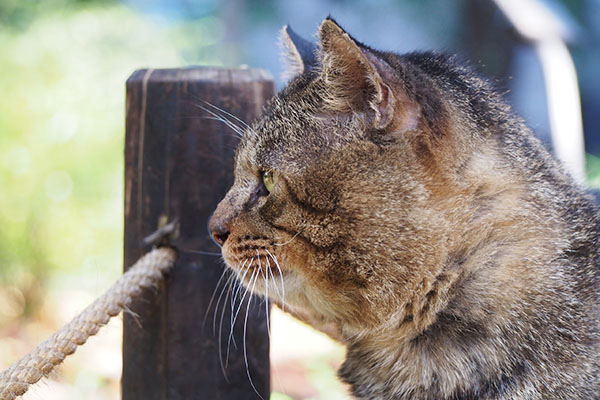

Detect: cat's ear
280,25,318,81
318,18,408,131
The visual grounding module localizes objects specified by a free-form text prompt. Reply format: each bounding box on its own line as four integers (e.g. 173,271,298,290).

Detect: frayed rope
0,247,177,400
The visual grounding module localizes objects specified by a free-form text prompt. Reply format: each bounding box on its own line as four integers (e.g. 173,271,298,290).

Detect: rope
0,246,177,400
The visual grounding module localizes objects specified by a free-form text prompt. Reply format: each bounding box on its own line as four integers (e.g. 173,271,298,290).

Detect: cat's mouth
222,238,289,305
222,234,285,281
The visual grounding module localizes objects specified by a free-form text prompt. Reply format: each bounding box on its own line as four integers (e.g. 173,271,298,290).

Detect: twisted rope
0,246,177,400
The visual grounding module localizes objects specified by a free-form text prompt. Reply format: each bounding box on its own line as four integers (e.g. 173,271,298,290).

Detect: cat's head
209,18,499,336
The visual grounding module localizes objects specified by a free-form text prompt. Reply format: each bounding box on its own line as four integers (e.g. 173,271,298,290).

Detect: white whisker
273,230,301,246
244,268,265,400
265,255,282,301
199,99,252,130
231,258,252,319
228,266,256,359
202,267,229,330
256,249,262,271
217,281,233,382
263,263,271,342
213,271,236,335
265,249,286,311
230,258,251,326
181,248,222,256
194,104,245,137
201,114,244,137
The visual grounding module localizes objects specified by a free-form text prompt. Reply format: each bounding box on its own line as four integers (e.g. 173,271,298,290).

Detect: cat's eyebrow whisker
193,99,261,140
194,99,258,141
193,103,245,137
198,99,252,130
200,114,243,133
200,114,245,137
194,101,260,141
243,269,264,400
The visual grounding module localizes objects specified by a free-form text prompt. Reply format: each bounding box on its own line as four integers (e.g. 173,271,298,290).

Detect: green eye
262,170,278,193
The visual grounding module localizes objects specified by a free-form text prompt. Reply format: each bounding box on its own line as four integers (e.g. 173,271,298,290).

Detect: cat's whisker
193,100,257,140
198,99,252,131
228,267,256,366
213,269,236,335
265,266,286,400
256,249,262,274
260,252,276,343
230,258,250,320
193,103,246,137
262,261,272,342
202,266,230,331
273,230,301,247
265,249,286,311
200,114,244,134
265,255,281,300
200,114,245,137
227,258,251,352
207,216,220,248
180,248,222,256
230,258,252,327
228,265,256,358
217,278,233,382
243,268,264,400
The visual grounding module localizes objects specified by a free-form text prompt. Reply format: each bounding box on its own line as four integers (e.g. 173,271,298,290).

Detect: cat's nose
209,208,232,247
211,227,230,246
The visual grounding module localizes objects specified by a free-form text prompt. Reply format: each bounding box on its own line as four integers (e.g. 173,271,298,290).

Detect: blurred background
0,0,599,399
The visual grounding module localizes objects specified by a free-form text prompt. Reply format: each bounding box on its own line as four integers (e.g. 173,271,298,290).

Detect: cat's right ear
279,25,318,81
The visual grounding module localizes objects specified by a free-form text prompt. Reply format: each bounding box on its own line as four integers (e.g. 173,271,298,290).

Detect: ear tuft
279,25,317,82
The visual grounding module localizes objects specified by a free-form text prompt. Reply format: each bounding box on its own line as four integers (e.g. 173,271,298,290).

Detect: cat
209,17,600,399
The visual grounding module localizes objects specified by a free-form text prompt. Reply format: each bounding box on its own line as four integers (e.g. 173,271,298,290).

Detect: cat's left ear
280,25,318,81
318,18,417,132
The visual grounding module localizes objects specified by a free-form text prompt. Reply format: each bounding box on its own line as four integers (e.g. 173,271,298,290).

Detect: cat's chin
220,253,346,340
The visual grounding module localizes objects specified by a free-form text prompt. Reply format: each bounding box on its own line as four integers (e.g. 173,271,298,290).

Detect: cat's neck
336,160,569,399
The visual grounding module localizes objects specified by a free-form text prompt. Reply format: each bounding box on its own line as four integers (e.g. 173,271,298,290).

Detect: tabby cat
209,18,600,399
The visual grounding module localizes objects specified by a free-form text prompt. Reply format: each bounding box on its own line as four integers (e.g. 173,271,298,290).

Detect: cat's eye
262,170,278,193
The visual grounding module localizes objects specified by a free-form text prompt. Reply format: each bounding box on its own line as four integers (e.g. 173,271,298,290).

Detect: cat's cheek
219,236,247,269
219,245,237,269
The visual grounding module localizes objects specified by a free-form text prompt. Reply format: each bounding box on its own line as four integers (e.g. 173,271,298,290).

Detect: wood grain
123,67,274,399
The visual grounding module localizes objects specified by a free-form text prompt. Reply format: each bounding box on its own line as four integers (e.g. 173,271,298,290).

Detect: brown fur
210,18,600,399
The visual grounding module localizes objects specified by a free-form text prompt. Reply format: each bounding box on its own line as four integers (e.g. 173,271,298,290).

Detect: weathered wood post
123,67,274,399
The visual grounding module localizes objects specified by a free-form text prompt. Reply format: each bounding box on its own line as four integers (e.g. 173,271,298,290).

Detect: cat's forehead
238,85,326,171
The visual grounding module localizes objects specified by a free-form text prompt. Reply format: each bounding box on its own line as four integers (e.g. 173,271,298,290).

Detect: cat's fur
210,18,600,399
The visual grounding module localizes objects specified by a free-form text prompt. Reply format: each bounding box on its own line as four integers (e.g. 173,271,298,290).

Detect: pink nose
209,210,232,246
212,229,229,246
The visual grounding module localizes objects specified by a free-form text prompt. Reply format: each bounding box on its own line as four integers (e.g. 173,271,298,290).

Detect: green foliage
586,154,600,188
0,3,222,308
0,0,117,30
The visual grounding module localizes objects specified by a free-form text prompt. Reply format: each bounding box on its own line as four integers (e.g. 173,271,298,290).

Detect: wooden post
123,67,274,399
